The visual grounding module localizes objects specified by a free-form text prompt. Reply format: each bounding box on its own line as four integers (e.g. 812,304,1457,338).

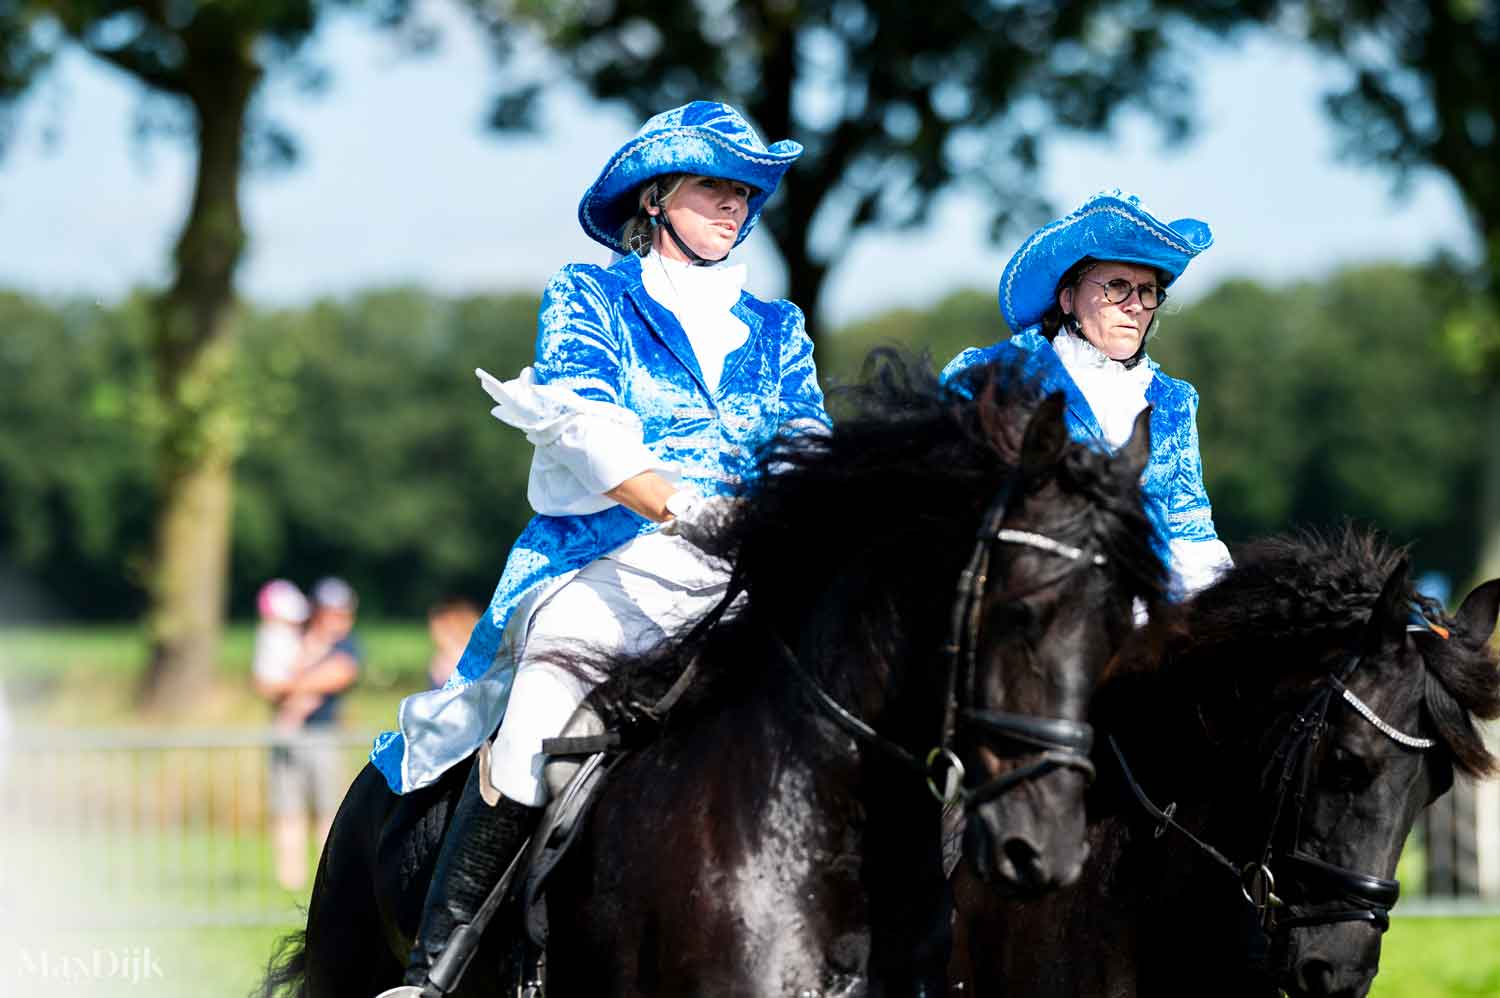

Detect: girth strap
541,732,624,757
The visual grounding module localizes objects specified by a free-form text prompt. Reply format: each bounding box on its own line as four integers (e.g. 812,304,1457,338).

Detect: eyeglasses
1081,278,1168,310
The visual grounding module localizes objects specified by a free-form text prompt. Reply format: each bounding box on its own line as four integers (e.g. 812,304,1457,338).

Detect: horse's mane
580,349,1168,729
1112,526,1500,777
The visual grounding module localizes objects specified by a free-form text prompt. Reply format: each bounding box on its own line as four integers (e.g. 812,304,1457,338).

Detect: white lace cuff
1170,536,1234,598
477,367,679,515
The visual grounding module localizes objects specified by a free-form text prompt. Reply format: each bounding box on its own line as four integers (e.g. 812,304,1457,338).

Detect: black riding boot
393,762,539,997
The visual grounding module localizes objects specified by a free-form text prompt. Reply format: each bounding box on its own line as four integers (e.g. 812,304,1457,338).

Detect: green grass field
3,624,1499,996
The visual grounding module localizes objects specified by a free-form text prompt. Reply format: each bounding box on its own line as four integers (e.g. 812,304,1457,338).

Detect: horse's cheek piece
1110,620,1440,946
782,482,1108,809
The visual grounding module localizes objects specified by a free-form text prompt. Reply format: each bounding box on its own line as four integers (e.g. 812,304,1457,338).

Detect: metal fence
0,727,376,929
1,728,1497,930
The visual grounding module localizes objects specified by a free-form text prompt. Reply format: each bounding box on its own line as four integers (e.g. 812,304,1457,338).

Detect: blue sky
0,1,1479,327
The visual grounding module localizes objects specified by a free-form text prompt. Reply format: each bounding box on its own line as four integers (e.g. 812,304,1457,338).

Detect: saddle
514,703,628,949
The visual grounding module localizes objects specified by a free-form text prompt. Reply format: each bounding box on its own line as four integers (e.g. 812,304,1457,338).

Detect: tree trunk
784,231,830,343
138,61,259,714
1478,375,1500,588
1474,235,1500,594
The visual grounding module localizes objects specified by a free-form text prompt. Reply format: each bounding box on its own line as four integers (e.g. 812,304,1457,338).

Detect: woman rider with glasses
942,190,1232,599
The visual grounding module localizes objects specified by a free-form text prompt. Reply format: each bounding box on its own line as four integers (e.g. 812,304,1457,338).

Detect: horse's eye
989,601,1036,636
1323,746,1374,791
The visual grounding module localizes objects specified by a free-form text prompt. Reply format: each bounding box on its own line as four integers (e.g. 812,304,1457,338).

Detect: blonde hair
620,173,689,256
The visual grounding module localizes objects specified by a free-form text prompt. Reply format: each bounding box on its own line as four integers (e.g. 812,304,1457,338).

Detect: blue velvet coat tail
372,252,829,793
941,329,1221,579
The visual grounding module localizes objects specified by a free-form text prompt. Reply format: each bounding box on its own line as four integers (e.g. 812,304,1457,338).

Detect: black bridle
780,476,1103,808
1111,606,1442,942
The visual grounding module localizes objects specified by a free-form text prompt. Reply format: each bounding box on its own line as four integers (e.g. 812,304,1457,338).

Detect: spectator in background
251,579,310,699
256,576,362,890
425,598,480,690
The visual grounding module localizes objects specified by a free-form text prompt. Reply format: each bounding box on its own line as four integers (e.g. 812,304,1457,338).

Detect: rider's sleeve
775,302,831,431
1166,385,1232,596
939,347,989,395
513,266,672,512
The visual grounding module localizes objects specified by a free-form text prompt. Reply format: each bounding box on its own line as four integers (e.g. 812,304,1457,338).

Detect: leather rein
779,477,1102,808
1110,607,1443,938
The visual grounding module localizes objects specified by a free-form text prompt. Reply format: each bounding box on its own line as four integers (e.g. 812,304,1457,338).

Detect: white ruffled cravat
1050,332,1234,598
1050,331,1155,449
640,250,750,394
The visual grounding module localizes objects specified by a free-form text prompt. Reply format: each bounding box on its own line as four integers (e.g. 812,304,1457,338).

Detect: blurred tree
820,288,997,387
1282,0,1500,582
1152,263,1487,582
480,0,1269,336
0,292,157,621
0,287,542,623
0,268,1486,616
233,289,540,618
0,1,456,711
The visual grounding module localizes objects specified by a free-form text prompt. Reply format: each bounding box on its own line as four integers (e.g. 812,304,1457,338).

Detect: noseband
1112,607,1442,942
780,477,1104,807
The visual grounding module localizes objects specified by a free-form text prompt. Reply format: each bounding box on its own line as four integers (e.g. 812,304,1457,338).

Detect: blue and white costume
371,102,828,800
941,190,1231,597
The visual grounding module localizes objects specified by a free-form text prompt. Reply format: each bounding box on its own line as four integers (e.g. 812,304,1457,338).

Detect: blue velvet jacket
940,328,1222,569
372,252,829,792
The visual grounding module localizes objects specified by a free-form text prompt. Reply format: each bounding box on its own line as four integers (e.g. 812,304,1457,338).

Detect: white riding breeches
486,551,729,806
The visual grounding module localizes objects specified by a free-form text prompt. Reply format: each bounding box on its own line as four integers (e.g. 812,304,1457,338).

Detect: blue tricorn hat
577,101,803,254
998,190,1214,331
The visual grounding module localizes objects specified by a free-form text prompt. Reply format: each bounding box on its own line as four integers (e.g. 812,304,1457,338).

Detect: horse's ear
1116,406,1152,480
1021,392,1069,474
1454,578,1500,646
1365,556,1412,650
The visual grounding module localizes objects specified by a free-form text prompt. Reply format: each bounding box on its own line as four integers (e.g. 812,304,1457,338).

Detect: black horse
262,354,1167,998
951,528,1500,998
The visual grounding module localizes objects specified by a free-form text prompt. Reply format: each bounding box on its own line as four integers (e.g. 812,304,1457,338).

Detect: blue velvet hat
998,190,1214,331
578,101,803,253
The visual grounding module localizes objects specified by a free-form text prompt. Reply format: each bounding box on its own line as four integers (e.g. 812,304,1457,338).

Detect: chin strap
654,211,730,266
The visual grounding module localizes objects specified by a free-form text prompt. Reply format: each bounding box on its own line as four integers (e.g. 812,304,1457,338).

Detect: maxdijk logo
13,946,165,984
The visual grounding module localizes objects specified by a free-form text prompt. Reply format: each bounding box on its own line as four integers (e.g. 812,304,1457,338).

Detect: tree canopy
1277,0,1500,581
483,0,1272,332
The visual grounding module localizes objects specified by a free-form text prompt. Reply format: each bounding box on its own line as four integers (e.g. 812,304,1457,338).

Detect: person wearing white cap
942,189,1232,599
372,101,829,997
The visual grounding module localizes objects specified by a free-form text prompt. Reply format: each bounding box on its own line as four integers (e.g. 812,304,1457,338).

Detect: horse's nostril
1002,837,1043,884
1296,957,1336,996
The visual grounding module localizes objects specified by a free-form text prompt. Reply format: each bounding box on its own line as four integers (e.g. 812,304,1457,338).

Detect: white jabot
640,250,750,394
1049,332,1234,601
1050,331,1154,449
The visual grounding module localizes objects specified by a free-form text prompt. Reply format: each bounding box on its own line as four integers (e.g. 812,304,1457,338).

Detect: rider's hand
659,493,742,556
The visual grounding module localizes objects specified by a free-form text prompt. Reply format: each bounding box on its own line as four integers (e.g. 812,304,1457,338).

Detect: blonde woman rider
373,101,828,998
